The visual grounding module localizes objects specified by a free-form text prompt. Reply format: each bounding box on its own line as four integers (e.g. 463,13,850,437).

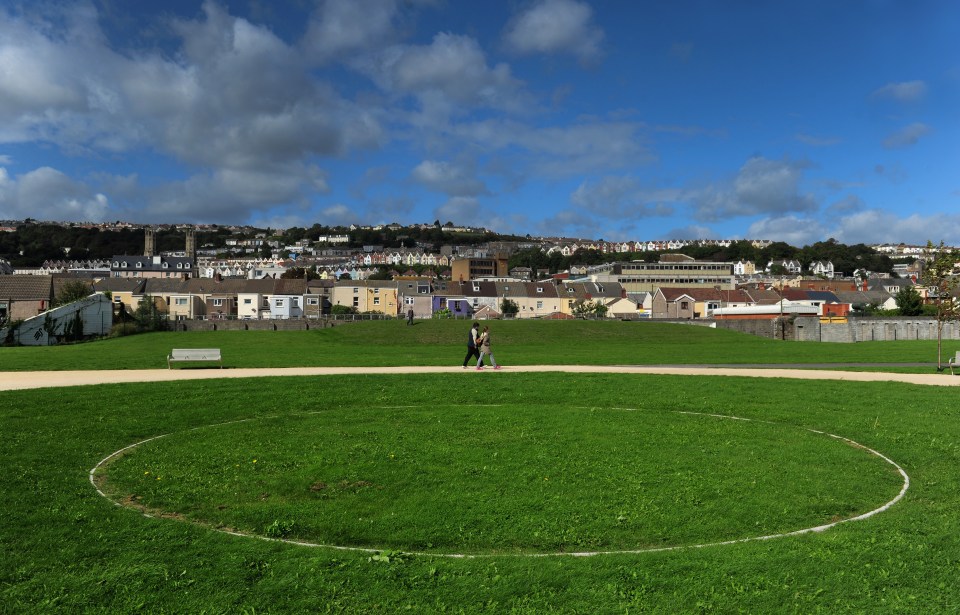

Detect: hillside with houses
0,221,951,342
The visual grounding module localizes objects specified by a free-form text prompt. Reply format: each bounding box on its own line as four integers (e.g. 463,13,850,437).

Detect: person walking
462,322,483,368
476,325,500,370
407,307,414,325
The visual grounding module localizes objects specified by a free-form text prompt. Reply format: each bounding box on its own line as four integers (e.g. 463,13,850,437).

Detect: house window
404,297,414,306
352,297,359,307
243,298,252,305
374,297,380,306
162,262,168,269
135,262,142,268
374,288,380,295
213,299,224,307
536,301,543,309
353,287,359,294
177,263,183,269
537,287,543,293
175,298,187,306
291,298,299,308
275,298,285,307
307,298,319,305
680,301,689,310
113,296,123,304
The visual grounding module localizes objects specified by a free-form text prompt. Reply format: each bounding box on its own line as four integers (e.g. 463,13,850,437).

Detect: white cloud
871,80,928,103
692,157,819,222
453,118,654,177
503,0,604,64
827,195,865,214
745,210,960,247
827,210,960,246
433,196,507,229
0,166,109,221
570,176,674,217
747,215,827,247
366,33,528,115
321,204,355,221
882,123,930,149
411,160,489,197
302,0,401,63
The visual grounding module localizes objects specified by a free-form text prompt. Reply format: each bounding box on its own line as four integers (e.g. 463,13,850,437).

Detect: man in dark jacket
462,322,483,368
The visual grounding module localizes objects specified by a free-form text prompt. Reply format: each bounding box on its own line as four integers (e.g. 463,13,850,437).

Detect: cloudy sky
0,1,958,245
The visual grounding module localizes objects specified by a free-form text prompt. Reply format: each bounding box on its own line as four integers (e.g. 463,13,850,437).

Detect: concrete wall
172,319,335,332
714,318,792,340
792,317,960,343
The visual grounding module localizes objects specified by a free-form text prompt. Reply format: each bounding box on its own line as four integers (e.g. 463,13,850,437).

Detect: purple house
432,295,473,317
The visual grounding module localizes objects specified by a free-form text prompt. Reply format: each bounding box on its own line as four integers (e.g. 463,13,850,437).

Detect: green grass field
0,319,953,370
3,322,960,612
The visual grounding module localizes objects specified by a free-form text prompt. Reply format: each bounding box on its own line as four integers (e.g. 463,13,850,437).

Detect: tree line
507,239,900,277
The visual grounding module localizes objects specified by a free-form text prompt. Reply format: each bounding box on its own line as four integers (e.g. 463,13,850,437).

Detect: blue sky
0,1,957,246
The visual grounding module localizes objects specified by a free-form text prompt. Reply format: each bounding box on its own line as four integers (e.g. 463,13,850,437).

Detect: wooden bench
167,348,222,369
949,352,960,375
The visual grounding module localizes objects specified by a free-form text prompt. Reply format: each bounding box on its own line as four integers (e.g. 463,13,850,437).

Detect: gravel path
2,365,959,391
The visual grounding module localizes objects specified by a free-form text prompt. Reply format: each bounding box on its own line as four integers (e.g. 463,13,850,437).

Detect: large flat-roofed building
450,254,510,282
596,254,735,293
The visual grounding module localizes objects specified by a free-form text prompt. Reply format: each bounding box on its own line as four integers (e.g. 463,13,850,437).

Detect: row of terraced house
88,277,647,321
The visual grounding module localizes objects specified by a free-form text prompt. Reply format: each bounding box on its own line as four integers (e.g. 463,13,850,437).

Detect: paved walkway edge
2,365,959,391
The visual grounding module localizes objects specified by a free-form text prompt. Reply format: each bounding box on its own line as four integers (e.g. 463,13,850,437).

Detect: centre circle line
88,408,909,558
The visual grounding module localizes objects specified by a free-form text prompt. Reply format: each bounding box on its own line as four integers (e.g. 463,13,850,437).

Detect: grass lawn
0,319,954,370
3,323,960,612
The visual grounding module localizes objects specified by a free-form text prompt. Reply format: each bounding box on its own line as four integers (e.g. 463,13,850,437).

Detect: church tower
144,228,156,257
184,228,196,262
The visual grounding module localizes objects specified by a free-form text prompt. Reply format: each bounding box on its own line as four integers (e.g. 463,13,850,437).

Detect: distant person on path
462,322,483,369
407,307,414,325
476,325,500,370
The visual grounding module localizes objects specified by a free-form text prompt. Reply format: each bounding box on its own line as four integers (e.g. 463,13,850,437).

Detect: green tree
281,266,319,280
921,240,960,371
894,285,924,316
500,298,519,316
134,295,168,332
54,280,94,307
330,305,356,315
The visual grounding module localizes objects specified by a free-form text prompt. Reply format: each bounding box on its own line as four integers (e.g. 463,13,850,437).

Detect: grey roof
805,290,841,303
92,278,146,293
834,290,894,304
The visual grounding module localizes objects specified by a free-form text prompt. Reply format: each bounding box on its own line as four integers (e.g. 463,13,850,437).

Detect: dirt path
2,365,959,391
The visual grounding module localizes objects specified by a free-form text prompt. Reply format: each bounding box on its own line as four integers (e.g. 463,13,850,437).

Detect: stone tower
144,228,156,257
184,228,196,261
